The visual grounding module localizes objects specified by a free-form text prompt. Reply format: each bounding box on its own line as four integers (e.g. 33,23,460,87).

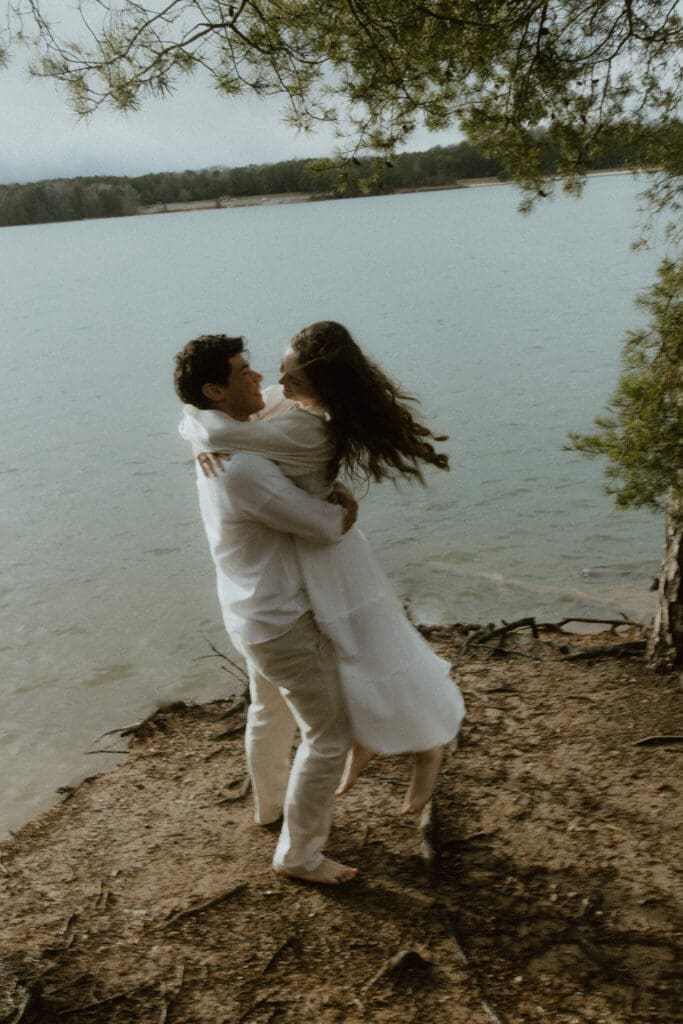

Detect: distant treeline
0,130,645,228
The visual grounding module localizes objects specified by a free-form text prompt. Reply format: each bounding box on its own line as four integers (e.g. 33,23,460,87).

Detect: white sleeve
229,454,344,544
179,403,332,467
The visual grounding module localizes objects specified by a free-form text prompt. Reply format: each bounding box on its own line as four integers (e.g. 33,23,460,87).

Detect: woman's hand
328,483,358,534
197,451,231,479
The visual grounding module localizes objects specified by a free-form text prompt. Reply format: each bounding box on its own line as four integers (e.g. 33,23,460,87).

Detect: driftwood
634,734,683,747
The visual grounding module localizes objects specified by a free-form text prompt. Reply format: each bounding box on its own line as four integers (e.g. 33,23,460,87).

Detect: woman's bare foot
335,742,376,795
274,857,358,885
402,747,443,814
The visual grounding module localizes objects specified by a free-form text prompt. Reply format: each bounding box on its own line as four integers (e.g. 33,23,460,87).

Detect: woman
179,321,465,812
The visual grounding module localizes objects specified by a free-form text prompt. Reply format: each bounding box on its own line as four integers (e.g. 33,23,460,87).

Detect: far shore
138,168,636,217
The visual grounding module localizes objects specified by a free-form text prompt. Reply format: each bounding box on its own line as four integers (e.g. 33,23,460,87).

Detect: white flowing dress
179,387,465,753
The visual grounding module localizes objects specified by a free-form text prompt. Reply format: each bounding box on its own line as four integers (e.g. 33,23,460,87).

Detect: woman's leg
402,746,443,814
335,741,376,795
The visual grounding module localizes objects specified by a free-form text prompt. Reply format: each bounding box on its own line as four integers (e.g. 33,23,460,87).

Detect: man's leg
239,613,353,881
242,654,298,825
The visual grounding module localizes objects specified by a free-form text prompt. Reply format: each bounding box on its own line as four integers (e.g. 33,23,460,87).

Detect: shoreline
137,168,637,216
2,620,681,1023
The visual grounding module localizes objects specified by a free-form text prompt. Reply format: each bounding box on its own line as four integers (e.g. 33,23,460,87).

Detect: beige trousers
232,612,350,872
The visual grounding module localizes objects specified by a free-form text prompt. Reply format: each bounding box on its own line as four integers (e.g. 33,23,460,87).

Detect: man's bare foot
336,742,376,795
274,857,358,885
402,747,443,814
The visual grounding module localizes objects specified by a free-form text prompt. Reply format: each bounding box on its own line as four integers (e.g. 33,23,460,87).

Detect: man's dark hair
173,334,245,408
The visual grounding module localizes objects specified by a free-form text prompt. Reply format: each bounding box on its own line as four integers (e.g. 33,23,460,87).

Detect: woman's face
279,345,320,405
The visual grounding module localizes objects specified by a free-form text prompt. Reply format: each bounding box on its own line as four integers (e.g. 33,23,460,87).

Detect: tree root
563,640,646,661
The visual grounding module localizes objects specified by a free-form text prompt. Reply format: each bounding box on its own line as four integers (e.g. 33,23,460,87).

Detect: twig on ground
153,882,247,930
634,734,683,747
262,936,300,973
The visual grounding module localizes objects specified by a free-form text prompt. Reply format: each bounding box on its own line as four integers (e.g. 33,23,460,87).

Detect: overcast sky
2,47,459,186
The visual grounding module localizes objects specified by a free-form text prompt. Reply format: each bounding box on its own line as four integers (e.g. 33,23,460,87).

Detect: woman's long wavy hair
289,321,449,484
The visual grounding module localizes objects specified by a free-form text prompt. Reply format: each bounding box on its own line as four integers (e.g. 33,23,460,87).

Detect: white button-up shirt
194,451,344,644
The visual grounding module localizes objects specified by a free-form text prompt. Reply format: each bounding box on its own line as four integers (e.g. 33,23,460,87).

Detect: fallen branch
153,882,247,930
463,618,539,653
562,640,646,661
634,734,683,747
538,616,641,634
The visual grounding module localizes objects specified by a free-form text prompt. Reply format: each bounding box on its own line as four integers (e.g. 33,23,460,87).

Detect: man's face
203,353,265,420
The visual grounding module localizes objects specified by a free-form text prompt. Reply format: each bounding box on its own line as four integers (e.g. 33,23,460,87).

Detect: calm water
1,175,665,837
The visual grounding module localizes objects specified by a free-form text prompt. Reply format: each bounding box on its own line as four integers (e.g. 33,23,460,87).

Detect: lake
0,174,665,837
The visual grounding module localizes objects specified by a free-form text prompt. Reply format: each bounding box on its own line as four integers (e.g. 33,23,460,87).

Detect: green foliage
569,259,683,517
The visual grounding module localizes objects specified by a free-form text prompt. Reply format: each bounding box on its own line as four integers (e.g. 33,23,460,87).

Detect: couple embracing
174,321,465,885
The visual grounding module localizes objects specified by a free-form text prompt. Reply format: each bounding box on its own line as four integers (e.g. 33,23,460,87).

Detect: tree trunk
647,487,683,671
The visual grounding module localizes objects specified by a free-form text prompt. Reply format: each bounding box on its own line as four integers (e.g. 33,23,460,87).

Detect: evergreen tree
570,260,683,668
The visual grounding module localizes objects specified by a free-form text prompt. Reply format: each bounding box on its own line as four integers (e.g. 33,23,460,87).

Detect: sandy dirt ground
1,623,681,1024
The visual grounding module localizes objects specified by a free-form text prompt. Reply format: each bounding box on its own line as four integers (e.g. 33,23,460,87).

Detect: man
174,334,357,885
